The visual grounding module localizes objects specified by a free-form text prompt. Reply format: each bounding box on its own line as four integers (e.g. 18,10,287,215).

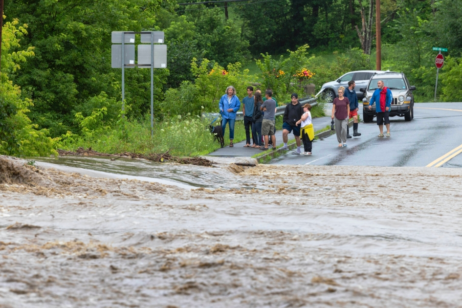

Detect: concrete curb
253,121,354,164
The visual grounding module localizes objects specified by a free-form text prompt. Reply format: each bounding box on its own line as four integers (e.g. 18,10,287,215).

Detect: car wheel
404,105,413,121
322,89,335,103
363,112,373,123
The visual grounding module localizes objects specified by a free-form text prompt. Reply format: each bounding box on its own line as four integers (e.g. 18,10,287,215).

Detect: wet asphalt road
271,103,462,168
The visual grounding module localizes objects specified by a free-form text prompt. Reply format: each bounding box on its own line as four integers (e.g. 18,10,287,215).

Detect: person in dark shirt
282,93,303,155
344,80,361,138
242,86,255,147
331,86,350,148
252,92,264,148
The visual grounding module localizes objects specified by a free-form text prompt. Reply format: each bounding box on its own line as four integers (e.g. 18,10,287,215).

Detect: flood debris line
58,147,213,167
1,155,462,307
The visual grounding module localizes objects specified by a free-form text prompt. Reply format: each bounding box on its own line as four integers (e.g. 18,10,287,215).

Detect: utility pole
376,0,381,70
0,0,4,73
224,2,228,20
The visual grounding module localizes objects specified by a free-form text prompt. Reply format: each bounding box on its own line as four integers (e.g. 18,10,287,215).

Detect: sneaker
342,143,348,147
280,144,288,150
292,151,300,155
303,152,312,156
386,132,391,137
378,133,384,137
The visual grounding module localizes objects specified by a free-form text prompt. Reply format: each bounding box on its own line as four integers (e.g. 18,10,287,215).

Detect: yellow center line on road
418,107,462,167
427,144,462,168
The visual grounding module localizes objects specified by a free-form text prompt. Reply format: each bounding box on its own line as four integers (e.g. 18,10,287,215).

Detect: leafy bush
0,19,57,157
160,58,252,117
256,45,316,101
440,57,462,102
73,92,122,134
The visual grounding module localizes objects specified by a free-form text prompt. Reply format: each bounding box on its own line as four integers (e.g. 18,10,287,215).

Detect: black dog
209,124,224,148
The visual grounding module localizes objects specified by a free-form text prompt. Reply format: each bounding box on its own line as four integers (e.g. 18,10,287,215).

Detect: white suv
361,72,416,122
317,70,385,102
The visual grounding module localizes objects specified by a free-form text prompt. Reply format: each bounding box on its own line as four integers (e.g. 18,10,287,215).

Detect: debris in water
6,223,41,230
311,276,340,286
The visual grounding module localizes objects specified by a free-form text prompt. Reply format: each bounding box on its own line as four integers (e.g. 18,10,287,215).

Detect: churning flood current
1,156,462,307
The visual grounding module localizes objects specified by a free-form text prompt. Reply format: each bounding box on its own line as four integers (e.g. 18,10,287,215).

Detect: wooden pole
0,0,4,73
376,0,381,70
224,2,228,20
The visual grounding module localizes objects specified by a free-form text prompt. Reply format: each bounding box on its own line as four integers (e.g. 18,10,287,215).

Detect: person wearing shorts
368,80,392,137
344,80,361,138
281,93,303,155
260,90,277,150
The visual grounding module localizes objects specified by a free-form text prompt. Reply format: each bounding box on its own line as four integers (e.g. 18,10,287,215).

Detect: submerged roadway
271,102,462,168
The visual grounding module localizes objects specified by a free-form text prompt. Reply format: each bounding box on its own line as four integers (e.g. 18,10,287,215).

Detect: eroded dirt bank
1,156,462,307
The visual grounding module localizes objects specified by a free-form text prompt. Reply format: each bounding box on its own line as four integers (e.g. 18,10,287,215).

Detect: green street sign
433,47,448,52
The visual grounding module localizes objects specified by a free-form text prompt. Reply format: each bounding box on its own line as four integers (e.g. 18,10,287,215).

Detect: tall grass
59,115,247,157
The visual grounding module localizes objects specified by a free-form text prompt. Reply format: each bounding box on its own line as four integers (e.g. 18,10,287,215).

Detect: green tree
432,0,462,57
185,6,250,66
5,0,164,136
440,57,462,102
0,19,57,157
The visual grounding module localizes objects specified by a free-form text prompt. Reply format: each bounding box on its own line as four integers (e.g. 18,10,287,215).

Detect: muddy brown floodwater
1,156,462,307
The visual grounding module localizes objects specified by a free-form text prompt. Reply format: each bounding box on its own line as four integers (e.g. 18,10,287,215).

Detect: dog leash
210,117,219,125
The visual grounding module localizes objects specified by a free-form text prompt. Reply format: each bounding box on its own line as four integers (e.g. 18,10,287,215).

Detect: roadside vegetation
2,0,462,157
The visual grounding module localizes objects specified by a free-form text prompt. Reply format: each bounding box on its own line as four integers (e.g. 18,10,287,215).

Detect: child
296,104,314,156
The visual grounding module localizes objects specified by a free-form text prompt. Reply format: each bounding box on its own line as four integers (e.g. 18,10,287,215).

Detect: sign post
433,47,446,101
111,31,166,137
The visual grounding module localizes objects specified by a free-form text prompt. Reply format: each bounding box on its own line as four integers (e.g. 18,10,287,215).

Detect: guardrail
202,96,318,123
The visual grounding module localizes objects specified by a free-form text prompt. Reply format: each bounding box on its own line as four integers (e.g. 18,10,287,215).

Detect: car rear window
354,73,373,81
368,78,407,90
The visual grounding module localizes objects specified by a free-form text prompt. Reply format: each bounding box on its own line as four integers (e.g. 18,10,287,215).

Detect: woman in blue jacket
219,86,241,147
368,80,393,137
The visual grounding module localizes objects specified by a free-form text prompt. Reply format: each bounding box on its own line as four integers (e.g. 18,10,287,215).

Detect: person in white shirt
296,103,314,156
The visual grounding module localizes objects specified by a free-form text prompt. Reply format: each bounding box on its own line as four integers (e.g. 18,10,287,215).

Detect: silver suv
361,72,416,122
317,70,385,102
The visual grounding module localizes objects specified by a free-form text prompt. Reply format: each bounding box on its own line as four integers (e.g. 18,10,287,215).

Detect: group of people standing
218,79,395,155
219,86,314,155
331,79,392,148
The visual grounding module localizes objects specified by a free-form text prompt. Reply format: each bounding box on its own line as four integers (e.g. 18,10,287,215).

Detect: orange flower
296,68,314,79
